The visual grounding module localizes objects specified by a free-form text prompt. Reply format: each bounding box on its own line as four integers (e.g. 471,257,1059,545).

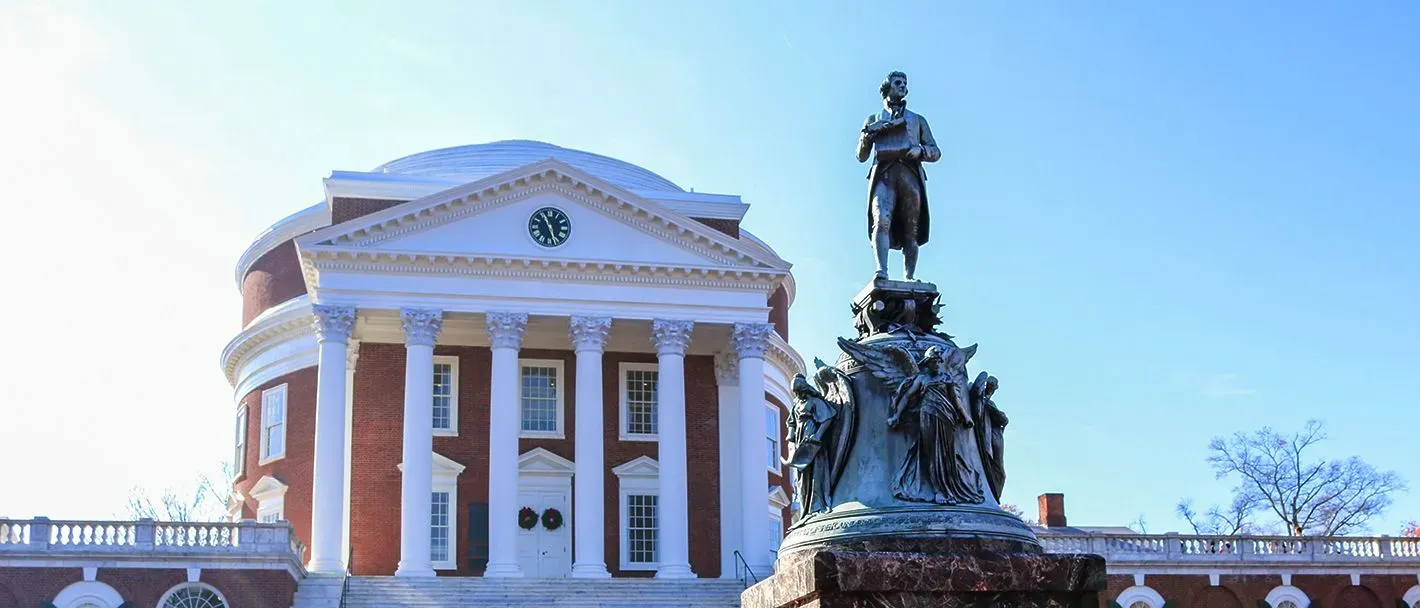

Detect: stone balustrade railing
0,517,305,564
1040,532,1420,563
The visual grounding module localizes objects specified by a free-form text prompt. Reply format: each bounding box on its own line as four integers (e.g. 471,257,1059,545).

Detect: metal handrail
339,545,352,608
733,550,758,589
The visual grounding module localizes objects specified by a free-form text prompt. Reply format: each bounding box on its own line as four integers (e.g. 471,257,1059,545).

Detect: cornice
221,296,314,387
300,251,785,292
233,203,329,292
299,159,787,272
766,332,806,377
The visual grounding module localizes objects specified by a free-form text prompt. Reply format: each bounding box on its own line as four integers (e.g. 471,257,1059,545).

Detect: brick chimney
1038,493,1067,528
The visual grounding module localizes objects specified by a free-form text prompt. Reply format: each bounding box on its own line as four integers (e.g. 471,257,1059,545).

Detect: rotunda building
221,141,801,579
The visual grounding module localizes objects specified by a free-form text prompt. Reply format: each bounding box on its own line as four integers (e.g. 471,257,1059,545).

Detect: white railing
1040,532,1420,564
0,517,305,562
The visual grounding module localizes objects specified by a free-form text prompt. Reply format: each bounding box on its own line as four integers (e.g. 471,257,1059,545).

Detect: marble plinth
742,547,1105,608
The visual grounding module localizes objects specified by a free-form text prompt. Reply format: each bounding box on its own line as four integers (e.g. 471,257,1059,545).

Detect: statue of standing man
857,71,940,281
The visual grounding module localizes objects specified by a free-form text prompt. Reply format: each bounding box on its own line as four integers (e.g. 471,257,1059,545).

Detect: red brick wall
240,240,308,327
348,346,728,578
1102,573,1417,607
769,286,790,341
331,197,407,225
232,366,317,561
0,567,295,608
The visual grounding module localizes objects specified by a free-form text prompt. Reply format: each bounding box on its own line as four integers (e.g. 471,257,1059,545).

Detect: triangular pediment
519,447,574,474
611,455,659,478
248,475,288,500
296,159,789,276
769,485,791,508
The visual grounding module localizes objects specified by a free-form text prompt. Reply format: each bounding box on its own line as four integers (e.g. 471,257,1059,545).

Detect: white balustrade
0,518,303,564
1038,531,1420,565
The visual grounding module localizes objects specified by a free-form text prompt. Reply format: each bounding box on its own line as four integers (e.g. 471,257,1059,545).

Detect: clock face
528,206,571,247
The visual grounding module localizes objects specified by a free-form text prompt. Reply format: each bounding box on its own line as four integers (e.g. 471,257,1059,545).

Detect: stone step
342,576,744,608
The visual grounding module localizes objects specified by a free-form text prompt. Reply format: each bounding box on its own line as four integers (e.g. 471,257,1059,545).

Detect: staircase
290,573,345,608
340,577,745,608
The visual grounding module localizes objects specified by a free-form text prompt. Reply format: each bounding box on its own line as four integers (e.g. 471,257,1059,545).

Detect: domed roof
373,140,683,192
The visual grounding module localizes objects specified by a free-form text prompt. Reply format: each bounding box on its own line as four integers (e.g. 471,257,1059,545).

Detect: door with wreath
516,486,571,577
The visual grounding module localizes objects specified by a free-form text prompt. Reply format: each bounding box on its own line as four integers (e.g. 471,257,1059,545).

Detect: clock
527,206,571,248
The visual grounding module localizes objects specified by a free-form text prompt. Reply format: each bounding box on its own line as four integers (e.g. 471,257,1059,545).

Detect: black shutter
467,502,489,571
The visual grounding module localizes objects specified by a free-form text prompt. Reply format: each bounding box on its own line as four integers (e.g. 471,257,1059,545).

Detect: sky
0,1,1416,535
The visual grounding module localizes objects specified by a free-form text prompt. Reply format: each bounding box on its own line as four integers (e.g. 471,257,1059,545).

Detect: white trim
618,362,659,442
52,580,124,608
398,452,466,571
518,358,566,439
519,447,576,475
1264,585,1310,608
221,296,317,397
765,402,782,474
613,456,660,572
1114,585,1165,608
432,355,459,437
250,475,288,523
258,384,288,465
1402,584,1420,608
156,582,231,608
233,406,248,479
234,202,329,292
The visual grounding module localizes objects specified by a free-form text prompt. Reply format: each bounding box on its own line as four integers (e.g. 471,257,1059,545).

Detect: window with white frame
431,490,451,566
233,407,248,478
259,384,287,463
432,356,459,436
519,360,564,437
158,583,229,608
613,456,660,570
765,404,781,473
619,363,658,440
250,475,288,523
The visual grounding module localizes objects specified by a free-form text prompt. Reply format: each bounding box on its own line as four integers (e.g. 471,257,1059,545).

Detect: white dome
373,140,683,192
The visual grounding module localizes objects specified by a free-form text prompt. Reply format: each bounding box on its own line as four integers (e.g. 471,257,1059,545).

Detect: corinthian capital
485,311,529,350
714,352,739,386
312,305,356,344
731,322,775,359
650,319,694,356
569,316,612,353
400,309,443,347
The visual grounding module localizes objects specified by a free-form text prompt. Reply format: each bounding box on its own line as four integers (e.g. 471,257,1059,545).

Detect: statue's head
880,71,909,101
984,375,999,397
792,374,814,396
919,346,945,371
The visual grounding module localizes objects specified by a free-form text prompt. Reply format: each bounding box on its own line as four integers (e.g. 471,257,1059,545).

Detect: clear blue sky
1,1,1415,534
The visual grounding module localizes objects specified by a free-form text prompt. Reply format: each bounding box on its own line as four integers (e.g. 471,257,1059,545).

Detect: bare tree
1199,420,1405,536
1128,513,1149,534
1000,503,1038,526
124,463,236,522
1175,495,1260,535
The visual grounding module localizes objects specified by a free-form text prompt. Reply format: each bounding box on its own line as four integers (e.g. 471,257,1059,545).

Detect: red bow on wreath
518,507,539,530
541,507,563,531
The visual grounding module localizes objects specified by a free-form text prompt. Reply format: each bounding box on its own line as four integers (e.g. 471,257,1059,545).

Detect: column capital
569,316,612,353
400,309,443,346
312,305,356,344
485,312,529,350
731,322,775,359
651,319,694,356
714,352,739,386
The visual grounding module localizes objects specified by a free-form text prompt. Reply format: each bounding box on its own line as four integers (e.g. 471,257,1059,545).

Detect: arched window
1276,602,1298,608
51,580,124,608
1264,584,1309,608
1130,602,1151,608
157,583,228,608
1115,585,1165,608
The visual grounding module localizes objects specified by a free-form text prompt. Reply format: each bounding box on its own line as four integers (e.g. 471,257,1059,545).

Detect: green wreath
518,506,539,530
541,507,564,531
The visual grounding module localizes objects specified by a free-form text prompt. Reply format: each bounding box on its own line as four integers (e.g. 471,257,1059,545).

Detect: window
432,356,459,436
258,508,282,524
233,407,248,478
619,363,658,440
768,514,783,555
626,494,658,565
431,491,451,565
259,384,287,463
1275,602,1297,608
765,404,781,473
158,583,228,608
519,360,564,438
250,475,288,524
1128,603,1151,608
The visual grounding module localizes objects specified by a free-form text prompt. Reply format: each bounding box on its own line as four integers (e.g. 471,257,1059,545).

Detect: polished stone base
742,547,1105,608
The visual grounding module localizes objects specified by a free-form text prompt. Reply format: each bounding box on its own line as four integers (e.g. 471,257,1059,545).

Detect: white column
395,309,442,578
733,322,775,575
570,316,612,578
714,353,742,578
484,311,528,578
308,305,355,573
341,339,359,571
651,319,695,579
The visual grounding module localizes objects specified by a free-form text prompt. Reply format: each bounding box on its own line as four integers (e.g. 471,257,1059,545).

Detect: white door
516,488,572,577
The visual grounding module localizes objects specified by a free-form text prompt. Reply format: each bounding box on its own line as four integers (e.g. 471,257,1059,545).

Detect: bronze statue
857,71,941,281
970,372,1008,502
785,361,858,523
838,339,985,505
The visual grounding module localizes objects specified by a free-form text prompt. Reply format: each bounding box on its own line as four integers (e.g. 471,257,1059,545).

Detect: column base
393,563,437,578
306,559,344,574
570,563,612,578
483,562,525,578
654,563,696,579
741,548,1105,608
